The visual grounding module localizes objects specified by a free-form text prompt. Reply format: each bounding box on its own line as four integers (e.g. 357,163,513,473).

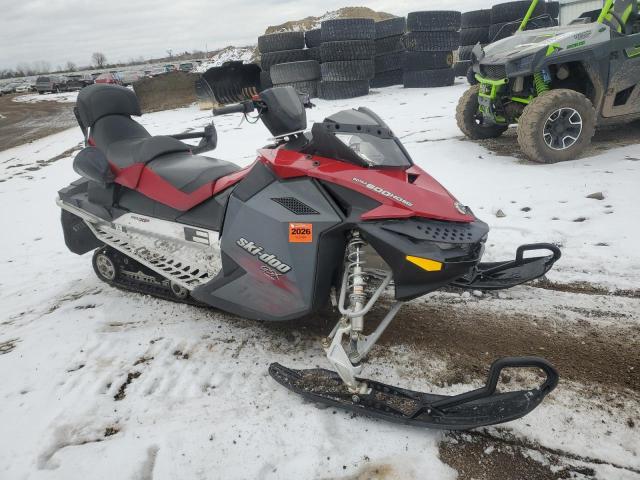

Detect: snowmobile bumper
269,356,558,430
452,243,561,290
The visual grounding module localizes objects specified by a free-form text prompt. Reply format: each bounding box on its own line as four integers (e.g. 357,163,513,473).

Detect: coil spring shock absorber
346,231,367,339
534,70,550,96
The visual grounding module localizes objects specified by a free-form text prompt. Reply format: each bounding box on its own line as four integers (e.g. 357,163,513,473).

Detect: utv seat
605,0,638,34
75,84,240,193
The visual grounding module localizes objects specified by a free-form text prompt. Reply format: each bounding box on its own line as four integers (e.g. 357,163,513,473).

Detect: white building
558,0,605,25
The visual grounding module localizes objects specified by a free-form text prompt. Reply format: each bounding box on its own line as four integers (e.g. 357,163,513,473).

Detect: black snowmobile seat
76,83,240,196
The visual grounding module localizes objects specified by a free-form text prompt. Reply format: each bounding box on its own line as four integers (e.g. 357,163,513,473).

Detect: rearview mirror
73,146,114,185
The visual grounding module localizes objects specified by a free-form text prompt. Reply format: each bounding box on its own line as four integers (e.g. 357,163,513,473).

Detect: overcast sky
2,0,496,70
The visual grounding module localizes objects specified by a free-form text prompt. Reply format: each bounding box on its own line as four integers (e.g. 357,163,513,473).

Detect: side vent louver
271,197,319,215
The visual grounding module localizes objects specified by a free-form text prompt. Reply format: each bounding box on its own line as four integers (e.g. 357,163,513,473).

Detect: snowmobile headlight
406,256,443,272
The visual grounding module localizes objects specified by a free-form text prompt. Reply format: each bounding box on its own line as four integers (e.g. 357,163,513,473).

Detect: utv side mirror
73,147,115,185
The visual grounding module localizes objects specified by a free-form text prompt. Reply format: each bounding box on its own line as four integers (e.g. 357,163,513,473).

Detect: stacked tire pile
455,9,491,81
371,17,406,88
402,11,460,88
318,18,376,100
258,32,320,98
489,1,559,43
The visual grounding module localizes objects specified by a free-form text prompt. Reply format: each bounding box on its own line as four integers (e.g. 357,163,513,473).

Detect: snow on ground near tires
12,91,79,104
0,81,638,479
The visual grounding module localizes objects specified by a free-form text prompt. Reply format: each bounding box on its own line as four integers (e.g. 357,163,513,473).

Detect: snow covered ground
12,92,79,104
0,81,638,479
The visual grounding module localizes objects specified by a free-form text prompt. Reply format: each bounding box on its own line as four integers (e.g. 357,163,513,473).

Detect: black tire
375,35,405,55
375,17,406,39
375,52,405,73
321,60,374,81
260,70,273,90
403,68,455,88
406,11,461,32
320,40,376,62
466,65,479,85
460,26,490,45
489,22,519,42
517,89,596,163
305,28,322,48
321,18,375,42
403,51,453,71
458,45,475,61
454,60,471,77
270,60,321,84
490,1,545,24
92,248,119,283
307,47,321,63
260,49,310,71
403,31,460,52
258,32,305,53
274,80,319,99
319,80,370,100
370,69,403,88
456,85,508,139
461,9,492,28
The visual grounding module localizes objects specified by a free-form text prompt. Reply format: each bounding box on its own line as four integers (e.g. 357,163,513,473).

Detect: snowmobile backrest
76,84,142,129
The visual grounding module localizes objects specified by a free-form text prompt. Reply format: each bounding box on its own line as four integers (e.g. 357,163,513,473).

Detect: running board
452,243,561,290
269,357,558,430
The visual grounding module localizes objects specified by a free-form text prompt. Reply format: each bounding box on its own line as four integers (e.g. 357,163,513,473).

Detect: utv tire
274,80,319,98
403,31,460,52
460,26,490,45
370,69,403,88
260,49,310,71
375,17,406,39
321,60,374,81
320,40,376,62
461,9,492,28
458,45,476,62
517,89,596,163
490,1,545,24
92,248,119,283
403,51,453,71
456,85,508,139
403,68,455,88
270,60,321,84
321,18,375,42
375,52,405,73
375,35,405,55
258,32,305,53
406,11,462,32
305,28,322,48
319,80,369,100
466,65,479,85
454,60,471,77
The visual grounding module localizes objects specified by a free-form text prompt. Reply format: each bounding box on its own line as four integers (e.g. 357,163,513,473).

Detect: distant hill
265,7,396,34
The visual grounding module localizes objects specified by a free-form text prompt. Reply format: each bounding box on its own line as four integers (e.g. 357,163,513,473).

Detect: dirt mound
133,72,199,113
265,7,395,34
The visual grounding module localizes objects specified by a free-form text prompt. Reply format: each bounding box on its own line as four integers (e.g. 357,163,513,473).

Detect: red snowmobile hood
259,148,474,223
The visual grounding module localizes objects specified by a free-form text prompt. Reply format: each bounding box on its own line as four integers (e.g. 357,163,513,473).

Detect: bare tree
32,60,51,74
65,61,77,72
92,52,107,68
166,49,173,59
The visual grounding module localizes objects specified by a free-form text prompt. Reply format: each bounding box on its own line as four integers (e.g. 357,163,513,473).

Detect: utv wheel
170,281,189,300
92,249,119,283
466,65,479,85
517,89,596,163
456,85,508,139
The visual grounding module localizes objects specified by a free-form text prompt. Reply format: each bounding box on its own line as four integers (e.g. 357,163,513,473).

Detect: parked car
14,84,31,93
118,71,141,86
164,64,176,73
94,73,122,85
1,82,22,94
65,73,94,90
179,62,194,72
35,76,66,94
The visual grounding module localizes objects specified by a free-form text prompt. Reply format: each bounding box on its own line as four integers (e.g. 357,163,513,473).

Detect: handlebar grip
212,103,249,116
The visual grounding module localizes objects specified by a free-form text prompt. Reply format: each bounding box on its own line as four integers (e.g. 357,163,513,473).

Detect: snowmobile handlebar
212,101,255,117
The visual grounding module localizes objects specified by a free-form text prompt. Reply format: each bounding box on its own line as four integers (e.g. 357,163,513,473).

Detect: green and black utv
457,0,640,163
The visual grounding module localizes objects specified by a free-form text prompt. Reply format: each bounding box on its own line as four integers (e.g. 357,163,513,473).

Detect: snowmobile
58,83,561,429
457,0,640,163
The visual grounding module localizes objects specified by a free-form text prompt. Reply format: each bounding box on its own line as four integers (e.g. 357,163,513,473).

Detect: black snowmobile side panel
269,356,558,430
452,243,561,290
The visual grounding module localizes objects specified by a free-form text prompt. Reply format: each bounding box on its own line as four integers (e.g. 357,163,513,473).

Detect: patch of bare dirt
265,7,395,34
533,278,640,298
133,72,199,113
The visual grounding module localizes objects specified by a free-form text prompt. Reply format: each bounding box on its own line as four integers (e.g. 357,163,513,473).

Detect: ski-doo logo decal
184,227,210,245
289,223,313,243
352,177,414,207
236,238,292,273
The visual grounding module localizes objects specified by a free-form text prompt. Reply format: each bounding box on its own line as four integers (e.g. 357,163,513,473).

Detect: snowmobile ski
269,357,559,430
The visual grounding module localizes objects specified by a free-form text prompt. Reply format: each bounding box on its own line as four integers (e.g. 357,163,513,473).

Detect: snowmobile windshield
308,107,413,168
